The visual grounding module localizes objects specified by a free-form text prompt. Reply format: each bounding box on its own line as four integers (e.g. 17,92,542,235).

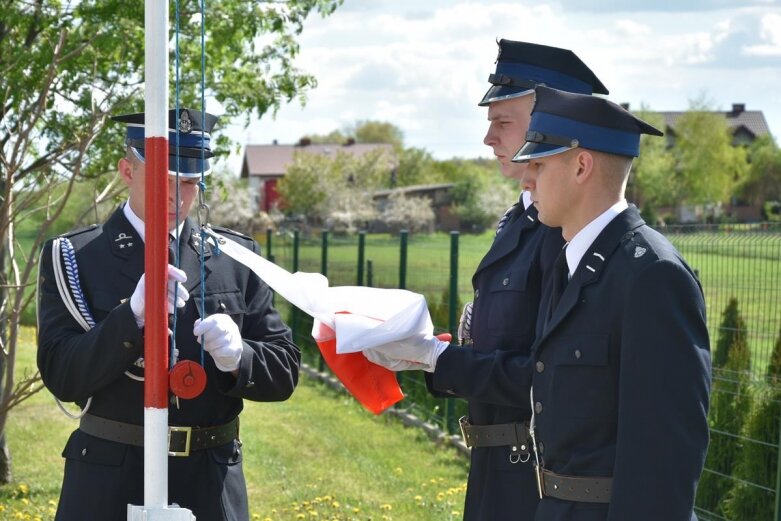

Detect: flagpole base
128,504,195,520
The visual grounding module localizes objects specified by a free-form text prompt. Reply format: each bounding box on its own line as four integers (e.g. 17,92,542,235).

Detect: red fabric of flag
313,320,404,415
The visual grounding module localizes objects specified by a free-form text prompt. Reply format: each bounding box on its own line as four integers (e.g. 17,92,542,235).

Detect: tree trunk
0,434,11,484
0,176,12,484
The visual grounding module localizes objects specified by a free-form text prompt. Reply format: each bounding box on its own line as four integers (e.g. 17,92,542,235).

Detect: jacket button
575,349,582,359
536,361,545,373
502,277,510,286
535,402,543,414
539,442,545,454
219,301,227,312
123,341,134,349
81,448,87,456
474,289,480,299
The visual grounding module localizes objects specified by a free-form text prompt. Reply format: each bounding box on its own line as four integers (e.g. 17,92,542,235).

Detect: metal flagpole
128,1,194,519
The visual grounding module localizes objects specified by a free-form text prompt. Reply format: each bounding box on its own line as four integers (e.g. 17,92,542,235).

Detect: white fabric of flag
204,229,434,354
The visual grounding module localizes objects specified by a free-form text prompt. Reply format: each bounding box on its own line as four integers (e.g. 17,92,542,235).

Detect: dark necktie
546,246,569,325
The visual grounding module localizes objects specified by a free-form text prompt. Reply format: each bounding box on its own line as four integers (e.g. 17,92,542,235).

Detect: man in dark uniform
382,40,609,520
37,108,300,521
369,88,711,520
510,87,711,520
457,40,609,521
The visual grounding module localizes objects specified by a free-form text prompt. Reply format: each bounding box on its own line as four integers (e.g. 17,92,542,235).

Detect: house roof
654,105,770,139
373,183,454,198
241,142,395,178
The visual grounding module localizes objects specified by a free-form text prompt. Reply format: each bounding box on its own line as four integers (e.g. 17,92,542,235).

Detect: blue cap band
130,146,211,176
495,62,593,95
126,126,211,152
531,112,641,157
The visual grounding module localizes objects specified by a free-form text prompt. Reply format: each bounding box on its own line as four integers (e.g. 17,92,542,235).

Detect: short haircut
590,150,633,191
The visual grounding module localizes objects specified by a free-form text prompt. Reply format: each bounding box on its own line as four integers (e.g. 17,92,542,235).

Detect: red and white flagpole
143,0,170,510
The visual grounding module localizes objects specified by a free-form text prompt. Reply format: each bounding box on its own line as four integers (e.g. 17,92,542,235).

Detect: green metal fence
263,223,781,521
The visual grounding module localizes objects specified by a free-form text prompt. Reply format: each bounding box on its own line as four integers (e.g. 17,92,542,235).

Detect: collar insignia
634,246,647,258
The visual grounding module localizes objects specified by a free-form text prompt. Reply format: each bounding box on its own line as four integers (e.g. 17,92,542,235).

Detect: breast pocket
193,289,247,327
550,335,615,419
482,262,535,337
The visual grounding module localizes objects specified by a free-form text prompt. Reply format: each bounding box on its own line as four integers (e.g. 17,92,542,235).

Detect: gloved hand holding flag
201,228,445,414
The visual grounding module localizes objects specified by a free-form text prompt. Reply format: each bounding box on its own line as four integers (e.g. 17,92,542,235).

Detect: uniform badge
115,232,135,249
634,246,647,258
179,110,193,133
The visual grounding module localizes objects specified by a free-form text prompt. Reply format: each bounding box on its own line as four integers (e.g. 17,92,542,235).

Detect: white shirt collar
564,199,629,278
522,190,532,210
122,201,185,243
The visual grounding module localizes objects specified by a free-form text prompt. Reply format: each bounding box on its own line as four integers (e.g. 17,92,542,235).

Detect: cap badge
178,110,193,134
634,246,647,258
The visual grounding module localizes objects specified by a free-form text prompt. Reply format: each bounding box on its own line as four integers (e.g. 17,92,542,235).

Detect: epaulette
58,223,101,240
58,224,99,238
619,227,659,268
211,225,254,245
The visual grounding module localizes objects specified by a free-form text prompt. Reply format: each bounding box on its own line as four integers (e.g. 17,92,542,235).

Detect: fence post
357,231,366,286
292,230,300,273
291,230,300,344
773,410,781,521
444,231,459,433
367,260,373,288
265,228,274,263
319,230,329,372
397,230,409,389
399,229,408,290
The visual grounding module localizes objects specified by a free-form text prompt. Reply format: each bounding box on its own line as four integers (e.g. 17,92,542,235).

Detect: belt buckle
458,416,470,447
168,426,192,457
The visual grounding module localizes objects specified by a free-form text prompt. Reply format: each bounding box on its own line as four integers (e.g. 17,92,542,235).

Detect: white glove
363,333,450,373
130,265,188,328
193,314,243,372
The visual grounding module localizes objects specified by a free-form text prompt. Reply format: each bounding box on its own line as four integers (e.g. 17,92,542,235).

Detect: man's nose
520,166,535,191
483,126,496,146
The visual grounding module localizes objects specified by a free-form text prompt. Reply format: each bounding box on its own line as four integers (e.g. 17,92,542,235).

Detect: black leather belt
538,467,613,503
79,413,239,457
459,416,531,461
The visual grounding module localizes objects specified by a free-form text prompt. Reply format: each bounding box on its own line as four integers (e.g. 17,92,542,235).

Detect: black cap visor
512,130,579,163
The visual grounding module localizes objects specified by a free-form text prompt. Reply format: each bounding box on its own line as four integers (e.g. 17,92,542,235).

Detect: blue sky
221,0,781,171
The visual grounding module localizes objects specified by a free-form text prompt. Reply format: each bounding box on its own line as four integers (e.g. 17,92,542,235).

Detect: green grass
0,327,468,520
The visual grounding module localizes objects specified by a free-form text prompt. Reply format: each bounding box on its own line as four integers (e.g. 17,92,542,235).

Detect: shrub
723,325,781,519
696,298,752,516
712,297,749,369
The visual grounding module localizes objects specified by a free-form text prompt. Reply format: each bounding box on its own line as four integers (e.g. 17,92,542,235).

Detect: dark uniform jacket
37,207,300,521
434,203,564,521
435,206,711,521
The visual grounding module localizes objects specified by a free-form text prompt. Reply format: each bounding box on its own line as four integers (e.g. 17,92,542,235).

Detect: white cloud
218,0,781,173
615,19,652,37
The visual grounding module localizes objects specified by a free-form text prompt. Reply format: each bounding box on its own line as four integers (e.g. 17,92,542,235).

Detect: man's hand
193,314,243,373
363,333,450,373
130,265,188,328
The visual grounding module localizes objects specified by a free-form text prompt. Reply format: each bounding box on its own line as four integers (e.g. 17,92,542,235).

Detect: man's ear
574,150,594,185
118,157,133,184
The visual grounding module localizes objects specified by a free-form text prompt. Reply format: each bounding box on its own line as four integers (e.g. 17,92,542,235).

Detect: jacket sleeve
431,346,534,411
36,239,145,402
608,259,711,520
216,240,300,402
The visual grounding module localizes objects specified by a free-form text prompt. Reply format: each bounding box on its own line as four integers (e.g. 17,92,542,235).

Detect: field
0,328,468,520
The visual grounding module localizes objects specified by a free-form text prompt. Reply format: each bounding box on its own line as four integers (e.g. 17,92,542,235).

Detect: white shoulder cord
48,238,93,419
